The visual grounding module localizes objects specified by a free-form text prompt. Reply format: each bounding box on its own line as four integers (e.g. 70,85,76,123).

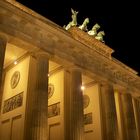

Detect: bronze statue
78,18,89,31
95,31,105,43
64,8,78,30
88,23,100,37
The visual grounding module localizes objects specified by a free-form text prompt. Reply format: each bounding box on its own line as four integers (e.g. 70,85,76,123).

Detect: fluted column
121,93,137,140
0,37,6,88
24,53,49,140
0,36,6,110
132,97,140,140
114,91,125,140
64,67,84,140
100,83,118,140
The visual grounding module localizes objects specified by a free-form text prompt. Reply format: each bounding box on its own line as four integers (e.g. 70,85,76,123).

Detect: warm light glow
48,74,50,77
14,61,17,65
81,86,85,91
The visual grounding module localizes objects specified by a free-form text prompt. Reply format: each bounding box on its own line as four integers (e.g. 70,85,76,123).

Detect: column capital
30,49,51,60
114,88,126,94
134,96,140,102
100,81,110,86
0,34,8,42
99,81,113,89
114,81,136,94
64,64,82,73
113,84,135,96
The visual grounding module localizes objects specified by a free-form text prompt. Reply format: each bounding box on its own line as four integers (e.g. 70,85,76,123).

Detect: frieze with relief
84,113,93,125
48,102,60,118
3,92,23,114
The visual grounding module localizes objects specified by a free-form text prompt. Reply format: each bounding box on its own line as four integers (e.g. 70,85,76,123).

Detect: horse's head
95,31,105,42
92,23,100,30
98,31,105,36
97,31,105,37
84,18,89,24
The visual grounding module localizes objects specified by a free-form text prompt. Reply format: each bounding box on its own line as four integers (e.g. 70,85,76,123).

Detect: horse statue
95,31,105,43
88,23,100,37
64,8,78,30
78,18,89,31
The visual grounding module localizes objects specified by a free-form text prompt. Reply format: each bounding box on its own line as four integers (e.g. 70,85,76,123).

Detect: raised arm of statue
71,8,78,26
64,8,78,30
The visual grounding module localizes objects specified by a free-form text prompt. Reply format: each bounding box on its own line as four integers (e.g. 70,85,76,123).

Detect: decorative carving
83,94,90,108
48,83,54,99
64,8,78,30
10,71,20,89
84,113,93,125
3,92,23,113
78,18,89,31
48,102,60,118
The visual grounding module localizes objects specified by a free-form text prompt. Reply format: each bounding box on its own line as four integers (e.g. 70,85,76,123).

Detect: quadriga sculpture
78,18,89,31
88,23,100,37
95,31,105,43
64,8,78,30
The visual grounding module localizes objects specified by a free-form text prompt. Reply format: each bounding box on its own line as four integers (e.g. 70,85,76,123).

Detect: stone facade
0,0,140,140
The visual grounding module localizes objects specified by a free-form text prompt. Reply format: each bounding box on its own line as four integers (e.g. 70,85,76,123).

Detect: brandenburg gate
0,1,140,140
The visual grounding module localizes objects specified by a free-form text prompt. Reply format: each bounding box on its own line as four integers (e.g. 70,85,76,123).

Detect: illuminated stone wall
83,84,102,140
0,56,30,140
48,70,64,140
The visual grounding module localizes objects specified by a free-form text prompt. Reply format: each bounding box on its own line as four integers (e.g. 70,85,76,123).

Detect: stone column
24,53,49,140
114,91,126,140
100,83,118,140
0,37,6,88
121,93,137,140
64,67,84,140
0,36,6,110
132,97,140,140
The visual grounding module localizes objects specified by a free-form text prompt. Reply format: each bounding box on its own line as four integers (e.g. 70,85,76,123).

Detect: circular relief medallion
83,94,90,109
48,83,54,99
10,71,20,89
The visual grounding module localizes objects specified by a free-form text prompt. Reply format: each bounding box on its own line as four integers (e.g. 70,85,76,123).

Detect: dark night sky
17,0,140,75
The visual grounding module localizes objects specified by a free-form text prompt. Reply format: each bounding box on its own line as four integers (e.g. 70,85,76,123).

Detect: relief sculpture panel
48,102,60,118
3,92,23,114
84,113,93,125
